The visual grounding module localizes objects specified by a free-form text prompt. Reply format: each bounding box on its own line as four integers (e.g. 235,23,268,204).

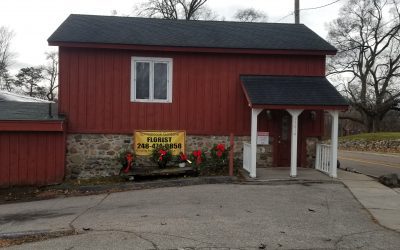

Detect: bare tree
234,8,268,22
43,51,58,101
0,26,14,91
327,0,400,132
0,72,15,92
134,0,215,20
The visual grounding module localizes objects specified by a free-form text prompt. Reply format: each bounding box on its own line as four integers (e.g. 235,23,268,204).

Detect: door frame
272,110,303,167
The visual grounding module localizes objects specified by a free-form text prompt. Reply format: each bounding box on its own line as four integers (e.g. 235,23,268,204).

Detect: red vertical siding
0,132,65,187
59,47,326,135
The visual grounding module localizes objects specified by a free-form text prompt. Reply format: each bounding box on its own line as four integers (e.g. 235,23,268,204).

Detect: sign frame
257,131,269,145
134,130,186,156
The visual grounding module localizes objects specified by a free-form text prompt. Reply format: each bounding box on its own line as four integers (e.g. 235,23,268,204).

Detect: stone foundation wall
305,137,319,168
66,134,273,179
186,135,273,168
339,139,400,153
66,134,132,179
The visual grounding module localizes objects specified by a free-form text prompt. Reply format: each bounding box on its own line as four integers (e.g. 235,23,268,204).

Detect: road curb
237,179,342,185
61,176,239,192
0,229,75,240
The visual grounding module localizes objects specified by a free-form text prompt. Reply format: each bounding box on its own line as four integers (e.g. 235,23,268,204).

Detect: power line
300,0,341,11
275,12,294,22
274,0,342,22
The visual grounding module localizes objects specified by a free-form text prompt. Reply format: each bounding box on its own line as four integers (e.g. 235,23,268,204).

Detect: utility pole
295,0,300,24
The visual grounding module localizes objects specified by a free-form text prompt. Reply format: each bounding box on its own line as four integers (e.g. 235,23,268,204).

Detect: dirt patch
0,175,239,205
0,211,75,224
0,230,76,248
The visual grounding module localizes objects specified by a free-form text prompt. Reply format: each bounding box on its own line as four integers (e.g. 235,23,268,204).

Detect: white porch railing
315,143,332,176
243,142,251,174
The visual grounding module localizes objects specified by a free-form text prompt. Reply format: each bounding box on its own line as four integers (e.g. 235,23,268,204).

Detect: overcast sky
0,0,344,71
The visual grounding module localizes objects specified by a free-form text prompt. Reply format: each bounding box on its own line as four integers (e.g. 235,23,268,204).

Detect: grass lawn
340,132,400,141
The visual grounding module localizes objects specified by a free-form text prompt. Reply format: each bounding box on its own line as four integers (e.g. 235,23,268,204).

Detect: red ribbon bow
123,153,134,173
180,153,187,161
159,149,166,161
216,144,225,158
193,150,202,165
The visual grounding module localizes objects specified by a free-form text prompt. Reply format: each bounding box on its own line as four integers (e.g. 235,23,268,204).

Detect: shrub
189,149,207,169
116,148,135,173
210,143,230,166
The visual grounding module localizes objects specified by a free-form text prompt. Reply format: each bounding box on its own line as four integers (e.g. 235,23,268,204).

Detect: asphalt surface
2,183,400,249
339,150,400,177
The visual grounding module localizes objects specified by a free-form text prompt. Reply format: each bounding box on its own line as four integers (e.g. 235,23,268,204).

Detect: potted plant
177,152,188,168
151,146,172,168
116,149,135,173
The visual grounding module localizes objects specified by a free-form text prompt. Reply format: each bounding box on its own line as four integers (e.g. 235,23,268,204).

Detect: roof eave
48,41,337,56
0,120,66,132
251,104,348,111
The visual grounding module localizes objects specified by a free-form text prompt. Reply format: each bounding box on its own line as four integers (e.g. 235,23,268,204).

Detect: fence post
315,143,321,170
229,133,234,176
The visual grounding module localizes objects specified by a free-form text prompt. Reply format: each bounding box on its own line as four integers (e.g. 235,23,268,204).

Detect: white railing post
328,110,339,178
315,143,335,178
321,145,326,172
250,108,262,178
287,109,303,177
315,143,321,170
243,142,251,174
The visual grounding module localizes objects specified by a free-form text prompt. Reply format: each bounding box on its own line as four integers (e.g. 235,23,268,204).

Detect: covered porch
241,75,348,178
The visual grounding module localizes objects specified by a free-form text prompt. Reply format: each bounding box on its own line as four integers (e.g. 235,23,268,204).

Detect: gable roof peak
48,14,336,53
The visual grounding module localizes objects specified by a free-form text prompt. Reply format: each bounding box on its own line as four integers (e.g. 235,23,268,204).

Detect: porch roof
240,75,348,110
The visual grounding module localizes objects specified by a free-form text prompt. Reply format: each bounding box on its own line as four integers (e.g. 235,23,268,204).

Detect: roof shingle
48,14,336,52
241,75,348,107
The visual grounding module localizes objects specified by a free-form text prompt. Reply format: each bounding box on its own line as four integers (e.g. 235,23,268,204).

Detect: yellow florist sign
134,130,186,156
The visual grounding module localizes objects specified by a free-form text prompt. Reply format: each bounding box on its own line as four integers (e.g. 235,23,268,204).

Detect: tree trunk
365,115,382,133
372,117,381,133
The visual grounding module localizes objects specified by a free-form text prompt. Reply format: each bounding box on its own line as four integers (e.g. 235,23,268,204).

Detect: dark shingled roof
0,101,62,121
241,76,348,107
48,14,336,52
0,91,63,120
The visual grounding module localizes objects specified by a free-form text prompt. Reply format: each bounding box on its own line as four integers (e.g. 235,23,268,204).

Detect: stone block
69,155,83,164
97,143,111,150
69,147,78,154
71,167,81,175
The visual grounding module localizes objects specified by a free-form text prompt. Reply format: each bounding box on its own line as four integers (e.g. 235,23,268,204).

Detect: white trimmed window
131,57,173,103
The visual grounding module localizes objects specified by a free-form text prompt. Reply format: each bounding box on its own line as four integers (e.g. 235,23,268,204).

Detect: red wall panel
59,47,326,135
0,132,65,187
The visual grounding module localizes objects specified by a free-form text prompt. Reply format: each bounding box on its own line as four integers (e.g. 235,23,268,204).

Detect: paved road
1,183,400,249
339,150,400,177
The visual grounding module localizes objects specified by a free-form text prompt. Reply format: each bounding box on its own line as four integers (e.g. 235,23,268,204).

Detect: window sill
131,99,172,104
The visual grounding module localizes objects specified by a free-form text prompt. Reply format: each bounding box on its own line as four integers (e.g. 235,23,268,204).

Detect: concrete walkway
2,183,400,249
243,167,336,182
243,168,400,233
339,170,400,232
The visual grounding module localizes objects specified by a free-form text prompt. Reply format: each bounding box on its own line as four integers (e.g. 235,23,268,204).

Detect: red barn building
0,92,66,187
45,14,347,179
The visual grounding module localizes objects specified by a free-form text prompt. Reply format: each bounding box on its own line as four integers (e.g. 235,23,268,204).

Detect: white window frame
131,57,173,103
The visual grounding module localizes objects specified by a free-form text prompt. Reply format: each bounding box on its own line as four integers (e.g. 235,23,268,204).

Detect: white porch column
287,109,303,177
250,108,263,178
328,110,339,178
